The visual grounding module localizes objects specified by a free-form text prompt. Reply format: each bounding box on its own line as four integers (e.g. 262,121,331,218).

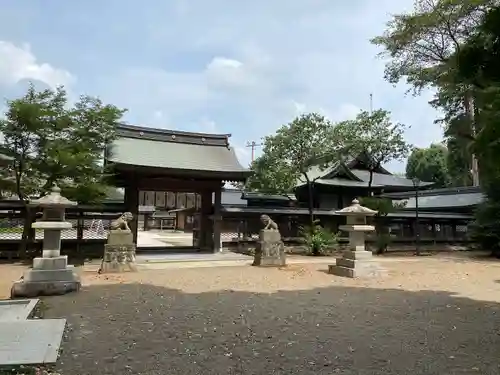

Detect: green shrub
374,233,392,254
299,220,339,256
469,197,500,257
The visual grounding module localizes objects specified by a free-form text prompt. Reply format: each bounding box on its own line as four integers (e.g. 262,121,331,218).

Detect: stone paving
0,299,66,367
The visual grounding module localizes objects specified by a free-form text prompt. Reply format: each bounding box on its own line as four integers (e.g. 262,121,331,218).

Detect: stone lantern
11,185,81,297
328,198,384,278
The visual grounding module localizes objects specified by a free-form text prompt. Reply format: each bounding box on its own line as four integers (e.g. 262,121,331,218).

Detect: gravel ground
2,253,500,374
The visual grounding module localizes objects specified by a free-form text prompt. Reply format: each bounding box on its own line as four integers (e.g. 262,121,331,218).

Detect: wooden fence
0,200,124,260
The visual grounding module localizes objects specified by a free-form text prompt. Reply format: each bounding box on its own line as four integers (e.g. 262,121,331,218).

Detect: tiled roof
401,192,483,209
350,169,434,188
107,124,250,178
0,153,13,166
242,192,296,201
296,154,433,189
219,189,247,206
314,178,383,188
381,186,484,210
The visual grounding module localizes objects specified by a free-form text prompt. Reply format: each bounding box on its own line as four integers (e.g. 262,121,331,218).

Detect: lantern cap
335,198,378,216
29,184,77,207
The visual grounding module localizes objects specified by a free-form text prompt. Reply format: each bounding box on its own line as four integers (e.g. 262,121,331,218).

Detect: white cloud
40,0,444,175
292,101,306,114
205,57,252,89
234,145,250,166
192,116,250,166
330,104,362,122
0,41,75,88
197,117,218,133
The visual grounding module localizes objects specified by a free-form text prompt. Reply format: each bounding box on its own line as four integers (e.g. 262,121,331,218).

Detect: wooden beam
137,178,221,192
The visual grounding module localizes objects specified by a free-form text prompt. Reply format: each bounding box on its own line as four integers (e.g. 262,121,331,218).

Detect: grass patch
0,227,43,234
0,227,24,234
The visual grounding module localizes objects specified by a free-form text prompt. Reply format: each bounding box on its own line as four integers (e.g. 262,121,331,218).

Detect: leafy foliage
246,109,411,253
453,4,500,255
371,0,494,186
360,197,406,217
333,109,412,191
246,113,343,224
371,0,493,92
0,83,126,256
469,191,500,257
360,196,407,254
298,220,339,256
0,84,126,204
245,152,297,195
405,143,451,187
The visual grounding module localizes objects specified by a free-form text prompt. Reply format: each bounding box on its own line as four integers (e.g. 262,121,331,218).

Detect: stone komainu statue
110,212,133,231
260,214,279,230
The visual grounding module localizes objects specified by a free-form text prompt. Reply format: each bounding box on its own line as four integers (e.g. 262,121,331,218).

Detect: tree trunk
19,203,35,260
464,91,480,186
368,170,374,197
304,174,315,227
374,216,390,254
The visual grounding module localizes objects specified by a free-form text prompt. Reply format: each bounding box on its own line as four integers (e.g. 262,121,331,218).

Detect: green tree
333,109,411,254
0,84,126,256
371,0,495,186
454,5,500,256
371,0,492,92
333,109,412,193
360,196,406,254
405,143,451,187
247,113,343,226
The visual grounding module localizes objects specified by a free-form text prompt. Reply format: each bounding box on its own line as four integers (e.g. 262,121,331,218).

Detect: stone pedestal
100,230,137,273
11,255,81,298
11,185,81,298
328,199,385,278
328,249,385,278
252,229,286,267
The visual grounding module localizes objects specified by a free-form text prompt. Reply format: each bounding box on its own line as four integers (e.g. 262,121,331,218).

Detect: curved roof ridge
117,124,231,147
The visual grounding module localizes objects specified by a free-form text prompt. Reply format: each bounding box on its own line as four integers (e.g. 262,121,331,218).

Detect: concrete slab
0,319,66,365
137,231,173,247
0,299,38,321
137,252,252,263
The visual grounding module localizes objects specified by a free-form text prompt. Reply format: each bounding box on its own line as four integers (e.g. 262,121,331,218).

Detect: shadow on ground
43,282,500,375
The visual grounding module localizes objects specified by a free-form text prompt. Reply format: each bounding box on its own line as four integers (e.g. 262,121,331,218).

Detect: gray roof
108,124,250,176
242,192,297,201
381,186,481,199
219,190,247,206
300,163,340,182
314,178,384,188
0,153,13,166
401,192,483,209
350,169,433,188
388,211,473,220
296,154,433,189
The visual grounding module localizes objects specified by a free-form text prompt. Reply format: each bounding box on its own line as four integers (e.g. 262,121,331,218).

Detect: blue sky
0,0,442,172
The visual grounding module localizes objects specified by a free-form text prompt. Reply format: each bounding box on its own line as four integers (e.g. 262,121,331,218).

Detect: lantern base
328,250,386,278
11,279,80,298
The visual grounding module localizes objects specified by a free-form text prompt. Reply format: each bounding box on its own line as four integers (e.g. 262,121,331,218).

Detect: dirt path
2,254,500,374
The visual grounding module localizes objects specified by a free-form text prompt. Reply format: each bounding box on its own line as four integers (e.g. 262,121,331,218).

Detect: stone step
328,265,355,278
336,258,355,268
329,263,387,278
342,250,374,260
11,280,80,298
33,256,68,270
23,268,78,282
